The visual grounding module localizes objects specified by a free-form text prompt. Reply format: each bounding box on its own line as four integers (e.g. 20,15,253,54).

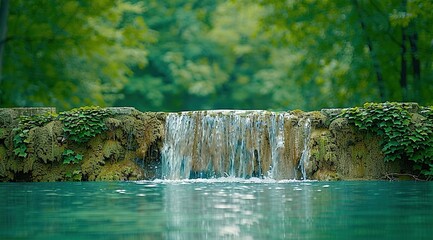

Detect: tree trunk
0,0,10,85
408,28,421,100
400,27,408,101
399,0,409,101
352,0,386,101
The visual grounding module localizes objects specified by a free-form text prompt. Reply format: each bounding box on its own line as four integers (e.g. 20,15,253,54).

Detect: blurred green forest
0,0,432,111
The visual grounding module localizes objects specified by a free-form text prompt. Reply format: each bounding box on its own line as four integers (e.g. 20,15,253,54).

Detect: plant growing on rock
62,149,83,164
13,113,57,158
65,170,82,181
340,102,433,177
13,106,111,164
58,106,111,143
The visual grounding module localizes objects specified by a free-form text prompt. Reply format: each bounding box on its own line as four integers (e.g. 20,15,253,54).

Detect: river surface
1,180,432,239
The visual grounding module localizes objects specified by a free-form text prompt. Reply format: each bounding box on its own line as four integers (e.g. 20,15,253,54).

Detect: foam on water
136,177,317,185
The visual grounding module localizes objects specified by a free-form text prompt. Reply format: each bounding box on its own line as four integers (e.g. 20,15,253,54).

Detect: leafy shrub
421,106,433,120
65,170,82,181
13,106,111,161
62,149,83,164
340,102,433,177
58,106,111,143
13,113,57,158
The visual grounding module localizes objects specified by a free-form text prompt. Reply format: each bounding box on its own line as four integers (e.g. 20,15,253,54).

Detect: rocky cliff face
0,107,408,182
0,107,165,181
308,110,402,180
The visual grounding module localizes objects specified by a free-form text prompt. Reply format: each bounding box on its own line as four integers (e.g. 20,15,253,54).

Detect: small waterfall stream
298,119,311,180
161,110,311,180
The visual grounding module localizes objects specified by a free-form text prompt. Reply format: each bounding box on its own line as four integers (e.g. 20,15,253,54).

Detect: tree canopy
0,0,432,111
0,0,153,109
260,0,433,109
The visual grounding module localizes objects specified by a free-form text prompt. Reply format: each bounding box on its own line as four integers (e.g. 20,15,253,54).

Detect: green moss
340,102,433,177
29,121,64,163
317,136,327,160
65,169,82,181
104,117,122,129
81,136,105,181
305,111,328,128
7,154,24,174
104,117,124,141
290,109,304,116
118,113,164,159
81,154,104,181
117,115,138,149
309,129,338,177
312,169,340,181
96,160,143,181
0,145,7,177
330,118,401,179
0,109,18,128
23,155,35,173
0,108,167,181
32,161,68,182
0,128,8,139
18,121,65,174
102,140,124,161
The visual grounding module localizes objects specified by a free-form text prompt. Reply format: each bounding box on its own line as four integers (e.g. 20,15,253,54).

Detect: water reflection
164,182,261,239
0,181,433,239
160,180,331,239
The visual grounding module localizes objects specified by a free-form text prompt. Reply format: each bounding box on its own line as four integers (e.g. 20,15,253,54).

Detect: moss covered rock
28,121,64,163
329,118,400,179
96,160,143,181
0,106,420,181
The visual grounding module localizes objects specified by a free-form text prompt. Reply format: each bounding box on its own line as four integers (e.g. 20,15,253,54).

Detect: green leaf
63,159,72,164
408,136,420,142
63,149,75,155
18,151,27,158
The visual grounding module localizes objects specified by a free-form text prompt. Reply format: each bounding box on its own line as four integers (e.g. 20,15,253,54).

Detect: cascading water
161,110,311,180
298,118,311,180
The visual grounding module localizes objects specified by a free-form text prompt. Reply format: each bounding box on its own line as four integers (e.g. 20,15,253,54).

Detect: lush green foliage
115,0,433,111
62,149,83,164
1,1,433,111
65,170,82,181
421,106,433,120
58,106,111,143
13,106,111,162
260,0,433,109
13,113,57,157
341,102,433,176
1,0,153,110
116,1,299,111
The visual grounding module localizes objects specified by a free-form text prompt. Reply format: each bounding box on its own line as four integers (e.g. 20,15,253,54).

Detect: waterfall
298,118,311,180
161,110,311,180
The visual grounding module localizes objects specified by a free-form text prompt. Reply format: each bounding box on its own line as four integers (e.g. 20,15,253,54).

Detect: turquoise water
1,180,432,239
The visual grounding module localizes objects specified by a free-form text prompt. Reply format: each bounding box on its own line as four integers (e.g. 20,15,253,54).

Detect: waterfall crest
161,110,311,180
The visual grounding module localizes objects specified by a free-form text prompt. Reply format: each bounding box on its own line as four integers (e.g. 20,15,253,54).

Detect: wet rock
102,140,124,161
312,169,340,181
0,106,414,181
96,160,143,181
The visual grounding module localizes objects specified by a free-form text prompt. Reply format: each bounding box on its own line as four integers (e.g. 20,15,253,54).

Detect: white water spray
298,118,311,180
161,110,311,180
